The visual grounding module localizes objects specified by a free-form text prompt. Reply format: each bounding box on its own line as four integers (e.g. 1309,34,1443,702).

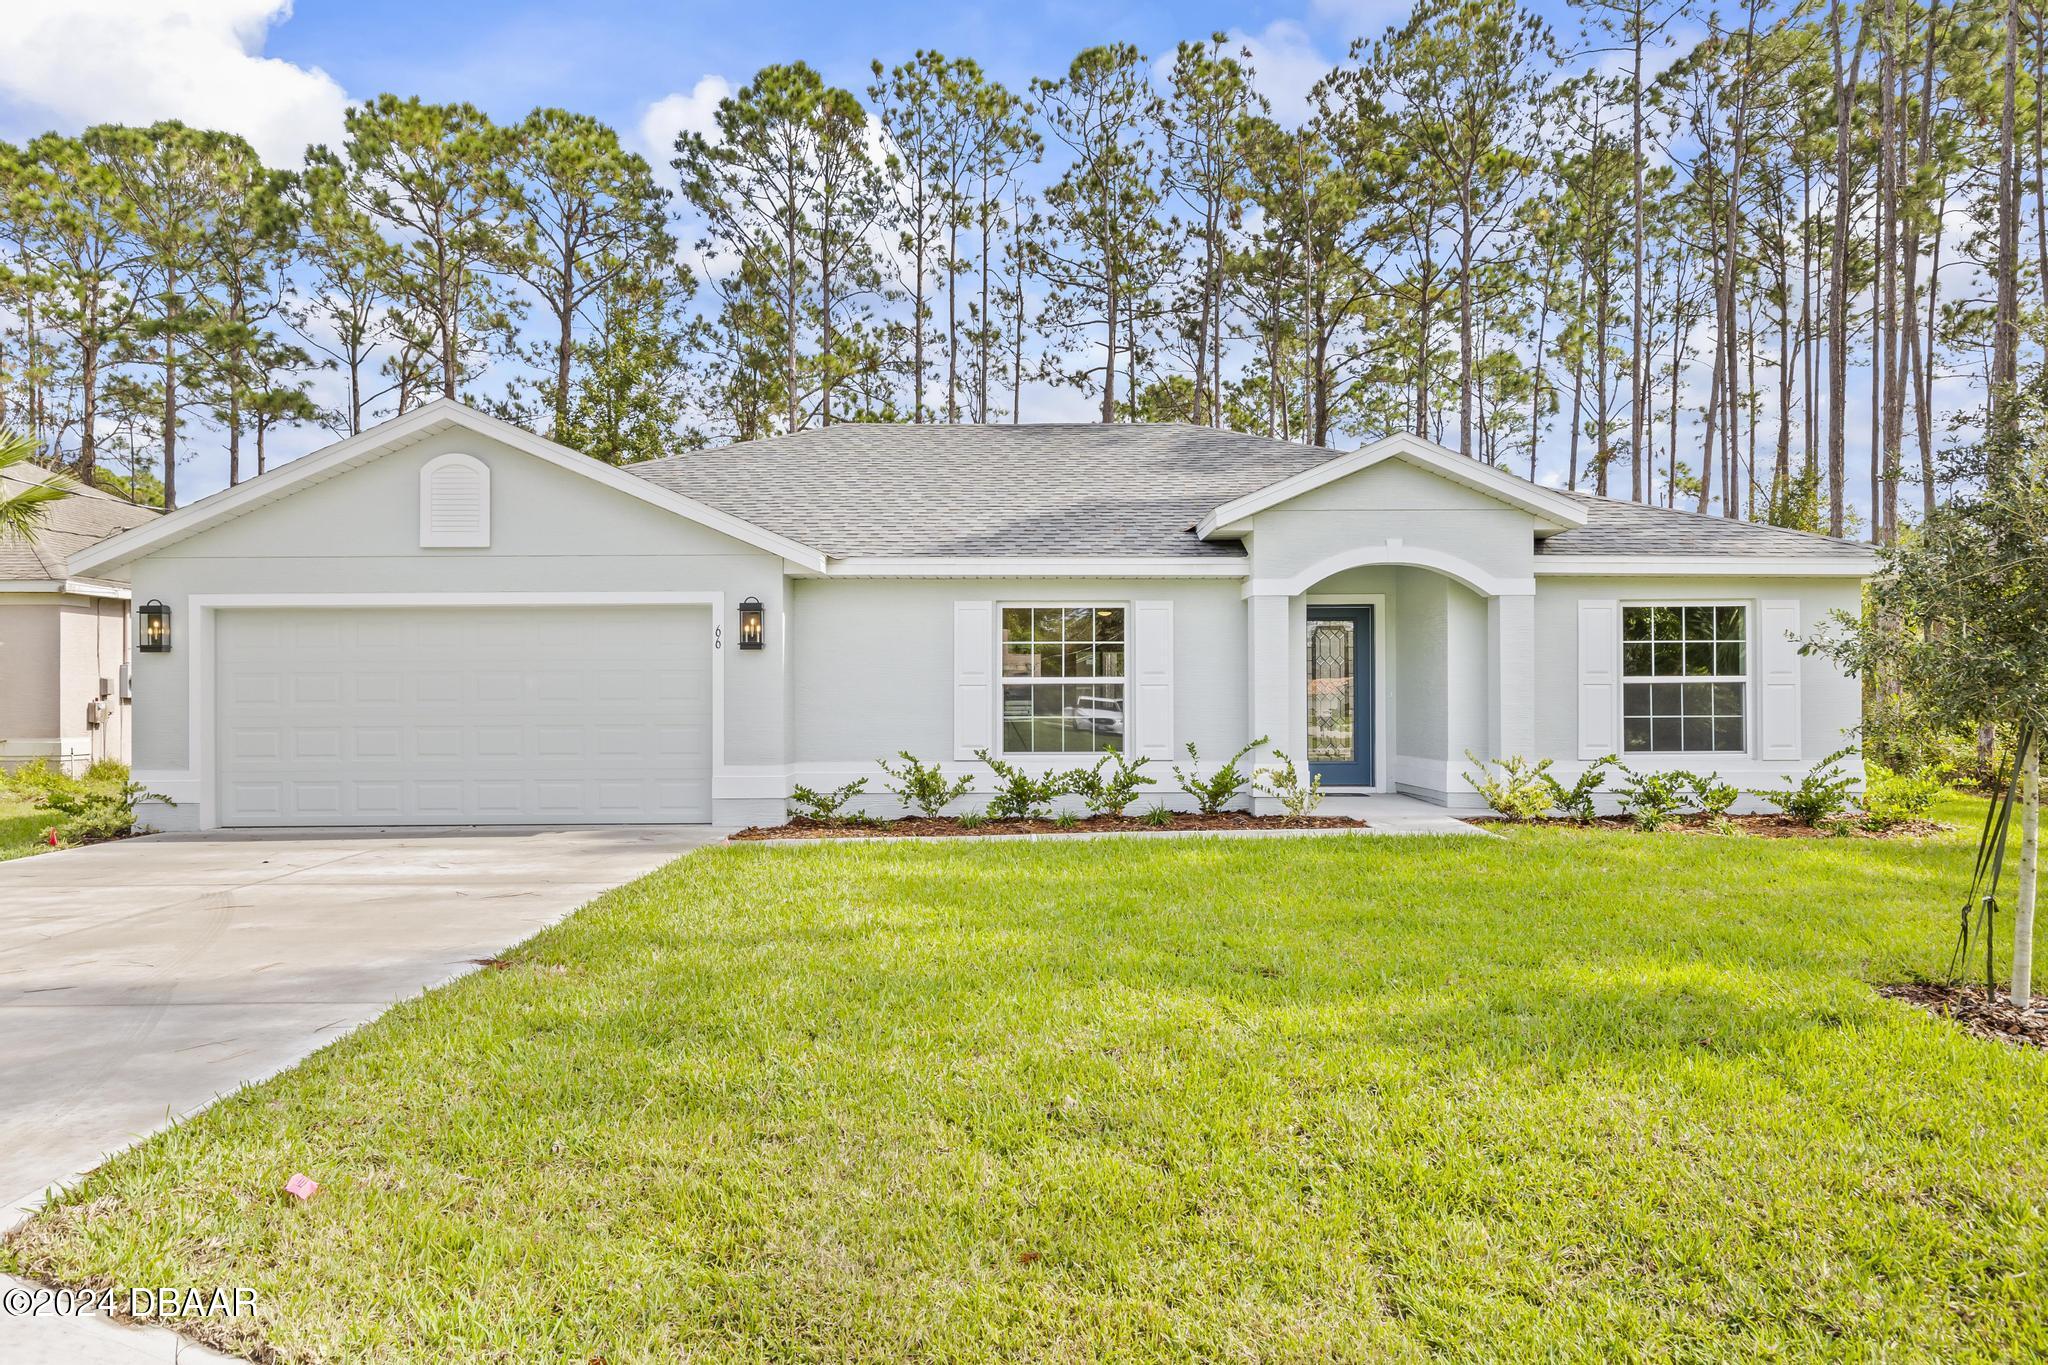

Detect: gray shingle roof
627,423,1873,565
0,468,159,582
1539,490,1874,559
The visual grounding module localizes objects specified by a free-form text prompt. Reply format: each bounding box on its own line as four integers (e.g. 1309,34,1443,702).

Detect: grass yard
0,796,49,860
10,799,2048,1361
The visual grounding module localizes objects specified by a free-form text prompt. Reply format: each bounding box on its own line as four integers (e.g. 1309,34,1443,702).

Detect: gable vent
419,452,490,548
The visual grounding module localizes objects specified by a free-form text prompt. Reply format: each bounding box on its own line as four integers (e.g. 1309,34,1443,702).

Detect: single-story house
65,400,1875,831
0,466,159,772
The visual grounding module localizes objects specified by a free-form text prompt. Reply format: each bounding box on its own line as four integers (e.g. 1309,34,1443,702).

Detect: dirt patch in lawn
733,812,1368,840
1465,814,1950,839
1878,981,2048,1050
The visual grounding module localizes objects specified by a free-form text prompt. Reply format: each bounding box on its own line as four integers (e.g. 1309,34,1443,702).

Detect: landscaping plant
1613,765,1687,831
1462,752,1554,822
973,749,1069,819
788,778,870,823
1681,771,1741,826
1749,747,1859,828
1141,803,1176,827
1172,737,1267,815
876,752,972,818
0,759,167,847
1861,761,1947,830
1254,750,1324,818
1541,755,1614,824
1066,749,1156,816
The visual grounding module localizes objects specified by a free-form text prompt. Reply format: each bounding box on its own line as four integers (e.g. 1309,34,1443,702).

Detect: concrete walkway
1316,792,1488,834
0,825,721,1362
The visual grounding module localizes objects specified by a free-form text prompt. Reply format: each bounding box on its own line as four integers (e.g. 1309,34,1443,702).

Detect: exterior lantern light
138,599,172,653
738,596,765,650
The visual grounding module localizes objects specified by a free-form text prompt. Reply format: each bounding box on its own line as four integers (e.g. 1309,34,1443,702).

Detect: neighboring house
0,466,158,773
65,400,1875,831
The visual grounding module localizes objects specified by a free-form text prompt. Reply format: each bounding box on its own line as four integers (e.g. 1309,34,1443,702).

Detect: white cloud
1232,21,1336,126
0,1,347,165
636,75,733,169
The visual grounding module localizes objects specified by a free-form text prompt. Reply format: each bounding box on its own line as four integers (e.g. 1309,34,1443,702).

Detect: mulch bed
1465,814,1951,840
1878,981,2048,1050
732,812,1368,841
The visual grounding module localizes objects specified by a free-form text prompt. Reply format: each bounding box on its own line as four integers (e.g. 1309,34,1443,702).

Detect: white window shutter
953,601,995,760
420,452,490,547
1133,600,1174,759
1757,599,1803,760
1577,599,1619,758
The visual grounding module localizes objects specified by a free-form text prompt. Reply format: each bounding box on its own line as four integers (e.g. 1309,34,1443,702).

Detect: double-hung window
1620,604,1747,753
1000,605,1125,754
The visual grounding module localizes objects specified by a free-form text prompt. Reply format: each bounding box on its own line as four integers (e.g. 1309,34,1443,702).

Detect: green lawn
0,797,50,860
10,801,2047,1361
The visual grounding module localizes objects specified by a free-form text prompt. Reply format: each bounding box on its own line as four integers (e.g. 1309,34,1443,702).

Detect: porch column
1487,592,1536,760
1246,591,1292,815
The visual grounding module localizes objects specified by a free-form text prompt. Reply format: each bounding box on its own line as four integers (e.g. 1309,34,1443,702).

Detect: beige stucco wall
0,594,130,772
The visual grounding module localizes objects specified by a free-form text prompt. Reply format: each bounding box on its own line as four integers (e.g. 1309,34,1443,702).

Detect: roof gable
1193,433,1588,540
65,401,827,576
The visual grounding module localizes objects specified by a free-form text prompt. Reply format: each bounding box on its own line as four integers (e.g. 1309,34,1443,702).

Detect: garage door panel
216,606,713,826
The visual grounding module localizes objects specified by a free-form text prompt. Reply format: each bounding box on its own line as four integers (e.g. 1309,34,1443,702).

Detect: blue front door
1307,607,1373,787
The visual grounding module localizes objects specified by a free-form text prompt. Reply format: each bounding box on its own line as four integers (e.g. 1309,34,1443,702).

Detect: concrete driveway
0,825,721,1224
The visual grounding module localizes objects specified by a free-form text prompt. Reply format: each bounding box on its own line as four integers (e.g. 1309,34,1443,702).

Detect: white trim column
1488,591,1536,760
1246,591,1292,815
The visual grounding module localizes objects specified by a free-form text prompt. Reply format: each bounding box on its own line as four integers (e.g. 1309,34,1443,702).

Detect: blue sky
3,0,1928,523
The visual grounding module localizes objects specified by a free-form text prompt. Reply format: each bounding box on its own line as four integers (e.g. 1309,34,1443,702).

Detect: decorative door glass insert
1307,619,1356,763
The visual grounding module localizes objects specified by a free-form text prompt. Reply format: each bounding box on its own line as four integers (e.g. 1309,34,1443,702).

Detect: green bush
974,749,1068,819
1541,756,1614,824
1172,737,1267,815
1861,761,1946,829
1613,766,1688,831
1066,749,1156,816
1053,811,1081,829
875,753,972,819
1141,803,1176,827
1463,752,1554,821
1681,771,1740,820
2,759,169,847
1254,750,1324,818
954,812,988,830
788,778,869,822
1750,747,1860,827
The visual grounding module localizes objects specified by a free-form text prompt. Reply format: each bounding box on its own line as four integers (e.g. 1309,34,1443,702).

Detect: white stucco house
0,466,158,772
64,400,1875,831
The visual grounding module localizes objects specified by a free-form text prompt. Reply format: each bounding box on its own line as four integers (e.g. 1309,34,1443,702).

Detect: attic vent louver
419,452,490,548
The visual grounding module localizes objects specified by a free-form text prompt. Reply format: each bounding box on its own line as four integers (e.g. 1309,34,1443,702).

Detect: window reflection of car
1071,694,1124,734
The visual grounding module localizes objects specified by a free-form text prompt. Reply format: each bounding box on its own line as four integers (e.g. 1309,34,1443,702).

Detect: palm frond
0,431,77,541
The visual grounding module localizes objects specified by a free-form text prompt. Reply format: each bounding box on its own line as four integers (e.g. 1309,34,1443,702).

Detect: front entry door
1306,607,1373,787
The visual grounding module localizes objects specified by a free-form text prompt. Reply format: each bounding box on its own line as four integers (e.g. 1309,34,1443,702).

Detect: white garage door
215,606,712,826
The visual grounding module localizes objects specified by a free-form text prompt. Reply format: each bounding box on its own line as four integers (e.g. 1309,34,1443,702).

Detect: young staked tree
506,109,672,440
335,96,522,402
1031,44,1172,423
1358,0,1553,458
1818,375,2048,1006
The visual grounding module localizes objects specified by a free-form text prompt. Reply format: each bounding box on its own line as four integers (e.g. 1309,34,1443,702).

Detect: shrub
1613,765,1688,831
1681,770,1740,820
788,778,869,822
1861,761,1946,829
1254,750,1324,818
3,760,170,847
1066,749,1156,816
1053,810,1081,829
1462,751,1554,821
1750,746,1860,827
1171,737,1267,815
974,749,1068,819
876,752,972,819
1142,803,1176,827
1541,755,1614,824
955,812,988,830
